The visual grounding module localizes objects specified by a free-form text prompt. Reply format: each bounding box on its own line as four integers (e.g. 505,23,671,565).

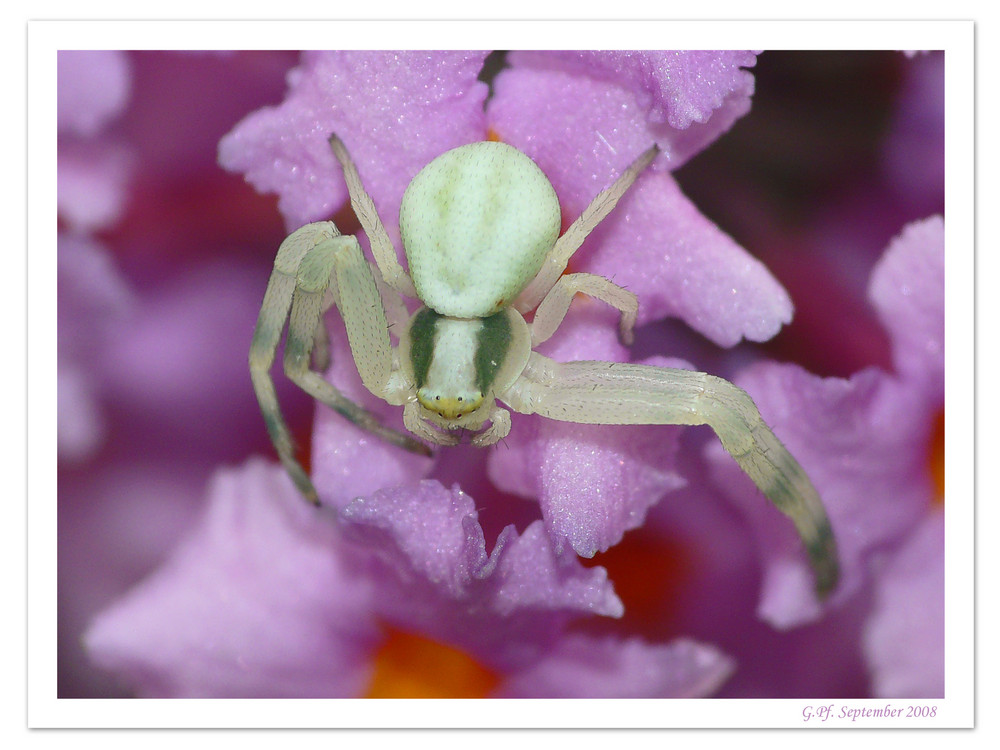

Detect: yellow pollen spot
485,128,503,143
365,628,500,698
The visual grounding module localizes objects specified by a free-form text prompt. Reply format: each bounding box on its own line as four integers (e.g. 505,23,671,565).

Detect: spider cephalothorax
250,135,840,596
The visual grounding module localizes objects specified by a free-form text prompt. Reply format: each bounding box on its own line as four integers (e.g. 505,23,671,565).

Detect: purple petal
488,53,790,346
57,235,134,462
488,63,661,214
57,142,132,232
100,260,286,458
708,217,944,628
59,460,208,697
58,50,131,137
218,51,489,230
85,460,379,697
489,308,687,557
863,509,944,697
583,169,793,345
339,479,623,669
57,367,106,463
868,215,944,396
498,634,735,698
493,51,757,176
310,315,434,509
58,235,134,362
529,51,759,132
708,363,935,628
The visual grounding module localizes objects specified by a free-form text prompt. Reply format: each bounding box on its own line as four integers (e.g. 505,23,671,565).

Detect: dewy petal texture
310,319,434,510
500,51,758,168
489,308,687,558
581,170,793,345
868,215,945,396
339,479,623,670
498,634,735,699
487,51,791,347
218,51,489,229
85,460,379,698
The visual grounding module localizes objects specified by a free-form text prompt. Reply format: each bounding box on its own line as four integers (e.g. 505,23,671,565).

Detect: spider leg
251,223,431,505
530,272,638,347
470,405,511,447
311,305,332,372
502,353,840,597
402,401,460,446
515,144,659,312
250,223,338,503
328,133,420,299
284,233,432,456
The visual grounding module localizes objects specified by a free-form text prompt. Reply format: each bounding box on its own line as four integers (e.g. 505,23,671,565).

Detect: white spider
249,134,839,596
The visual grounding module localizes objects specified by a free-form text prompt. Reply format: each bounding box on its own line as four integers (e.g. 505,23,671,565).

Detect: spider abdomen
399,141,561,318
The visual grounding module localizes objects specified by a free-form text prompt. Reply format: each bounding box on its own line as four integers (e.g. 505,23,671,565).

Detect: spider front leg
530,272,638,347
502,353,839,596
402,401,459,446
515,143,660,313
250,222,429,505
329,133,419,299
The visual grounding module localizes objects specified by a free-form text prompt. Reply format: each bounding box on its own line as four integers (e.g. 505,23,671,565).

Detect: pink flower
85,459,733,698
701,216,943,694
218,50,788,559
64,51,946,700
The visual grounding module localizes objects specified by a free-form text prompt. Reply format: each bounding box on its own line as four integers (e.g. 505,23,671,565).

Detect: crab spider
249,134,840,596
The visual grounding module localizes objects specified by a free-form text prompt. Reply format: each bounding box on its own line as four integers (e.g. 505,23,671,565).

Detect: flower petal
489,53,789,347
57,366,107,463
583,170,792,345
310,314,434,509
339,478,623,669
489,307,687,557
58,235,134,462
522,51,759,132
57,142,132,232
491,51,757,180
868,215,945,396
708,363,935,628
58,50,131,137
219,51,489,230
498,634,735,699
85,460,379,697
863,509,944,698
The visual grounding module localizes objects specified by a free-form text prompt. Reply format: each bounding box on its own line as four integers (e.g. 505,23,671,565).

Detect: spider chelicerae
249,134,839,596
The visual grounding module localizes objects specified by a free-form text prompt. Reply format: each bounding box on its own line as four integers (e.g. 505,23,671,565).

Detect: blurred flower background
57,50,944,699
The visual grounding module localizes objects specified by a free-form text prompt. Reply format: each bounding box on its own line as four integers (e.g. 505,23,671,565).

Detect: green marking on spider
249,133,840,598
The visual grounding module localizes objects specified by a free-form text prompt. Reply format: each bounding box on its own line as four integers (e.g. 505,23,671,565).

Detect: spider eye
417,387,484,420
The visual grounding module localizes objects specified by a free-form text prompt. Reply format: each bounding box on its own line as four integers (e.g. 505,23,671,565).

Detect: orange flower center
929,408,945,504
364,627,500,698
